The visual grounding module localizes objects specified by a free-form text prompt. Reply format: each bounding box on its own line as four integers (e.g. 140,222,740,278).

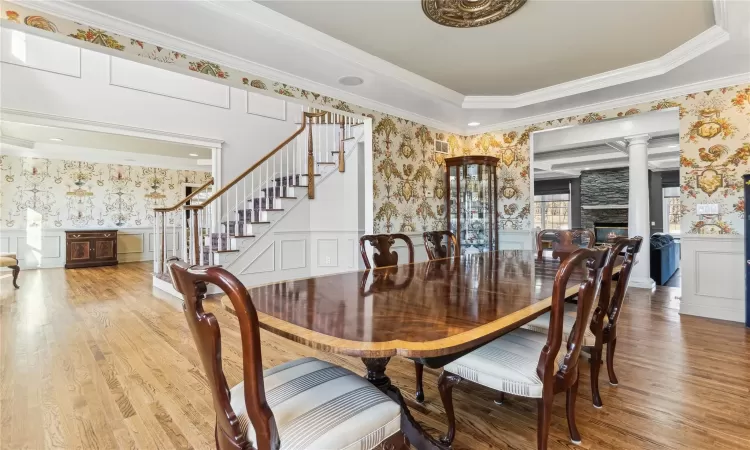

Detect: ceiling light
338,76,363,86
669,145,678,148
189,153,199,157
468,122,480,127
49,138,63,142
585,167,591,170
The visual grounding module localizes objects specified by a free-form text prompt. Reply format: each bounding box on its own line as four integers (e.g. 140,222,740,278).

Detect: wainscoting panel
681,235,745,322
16,236,61,259
0,228,161,269
246,92,286,120
280,239,306,270
1,27,81,77
498,230,534,251
109,56,230,109
239,242,276,275
317,239,338,267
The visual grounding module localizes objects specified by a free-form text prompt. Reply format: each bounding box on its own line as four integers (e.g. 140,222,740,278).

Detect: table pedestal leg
362,357,452,450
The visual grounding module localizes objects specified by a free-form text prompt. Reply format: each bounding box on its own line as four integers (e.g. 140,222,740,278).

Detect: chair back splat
423,230,459,260
359,233,414,269
597,236,644,332
168,261,278,450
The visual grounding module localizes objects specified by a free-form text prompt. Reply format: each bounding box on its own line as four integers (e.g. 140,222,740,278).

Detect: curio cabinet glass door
445,156,499,255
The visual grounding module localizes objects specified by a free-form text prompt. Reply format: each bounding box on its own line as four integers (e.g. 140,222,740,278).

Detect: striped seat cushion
444,328,566,398
0,253,17,267
230,357,401,450
522,302,599,347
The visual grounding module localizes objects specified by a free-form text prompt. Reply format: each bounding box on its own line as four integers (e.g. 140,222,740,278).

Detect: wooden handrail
154,178,214,212
187,111,327,211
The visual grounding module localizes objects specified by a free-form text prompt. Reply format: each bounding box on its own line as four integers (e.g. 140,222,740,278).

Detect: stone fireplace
580,168,629,231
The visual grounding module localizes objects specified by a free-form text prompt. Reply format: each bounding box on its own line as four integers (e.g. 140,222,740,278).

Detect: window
663,187,681,235
534,193,570,229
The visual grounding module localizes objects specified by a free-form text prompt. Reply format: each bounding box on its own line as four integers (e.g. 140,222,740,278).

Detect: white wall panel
681,235,745,322
1,28,81,77
317,239,338,267
109,56,230,108
280,239,306,270
246,92,286,120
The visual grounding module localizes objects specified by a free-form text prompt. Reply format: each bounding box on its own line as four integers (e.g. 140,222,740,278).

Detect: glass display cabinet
445,156,499,255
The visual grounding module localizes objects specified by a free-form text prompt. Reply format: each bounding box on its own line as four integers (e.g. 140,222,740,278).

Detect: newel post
307,114,315,200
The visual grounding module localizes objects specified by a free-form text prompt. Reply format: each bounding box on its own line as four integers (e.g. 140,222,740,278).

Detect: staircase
152,109,365,289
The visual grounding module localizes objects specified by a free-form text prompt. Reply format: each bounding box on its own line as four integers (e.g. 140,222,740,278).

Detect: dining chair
359,234,426,402
537,229,595,260
422,230,459,260
437,247,611,449
167,260,408,450
359,233,414,269
522,236,642,407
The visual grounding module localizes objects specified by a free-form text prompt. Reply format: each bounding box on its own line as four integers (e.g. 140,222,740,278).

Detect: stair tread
233,234,256,238
300,173,322,177
216,249,239,254
249,221,271,224
343,137,356,141
317,162,336,165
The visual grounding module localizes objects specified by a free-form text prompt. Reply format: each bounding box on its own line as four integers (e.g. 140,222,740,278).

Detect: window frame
534,193,571,230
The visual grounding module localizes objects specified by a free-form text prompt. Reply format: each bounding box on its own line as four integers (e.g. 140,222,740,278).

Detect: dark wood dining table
222,250,621,450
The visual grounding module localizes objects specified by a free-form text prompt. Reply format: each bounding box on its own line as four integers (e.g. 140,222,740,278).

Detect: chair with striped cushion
168,260,408,450
437,247,611,450
522,237,642,407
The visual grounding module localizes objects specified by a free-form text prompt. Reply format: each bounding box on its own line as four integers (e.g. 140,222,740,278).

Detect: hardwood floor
1,262,748,450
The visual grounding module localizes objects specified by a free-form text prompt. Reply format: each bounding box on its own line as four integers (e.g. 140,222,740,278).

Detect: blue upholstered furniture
650,234,680,285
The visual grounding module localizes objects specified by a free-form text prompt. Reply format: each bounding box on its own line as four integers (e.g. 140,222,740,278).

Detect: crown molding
9,0,463,134
1,107,225,148
470,72,750,134
200,0,467,107
212,0,730,112
462,25,730,109
0,135,36,149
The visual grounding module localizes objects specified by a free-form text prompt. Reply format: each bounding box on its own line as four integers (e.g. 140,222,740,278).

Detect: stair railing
153,177,213,275
153,108,364,274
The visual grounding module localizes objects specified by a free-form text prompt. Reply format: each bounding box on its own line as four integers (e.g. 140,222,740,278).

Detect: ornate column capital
625,134,651,146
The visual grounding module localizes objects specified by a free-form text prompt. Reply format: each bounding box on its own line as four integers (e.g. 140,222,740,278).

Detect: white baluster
171,211,177,258
243,177,247,236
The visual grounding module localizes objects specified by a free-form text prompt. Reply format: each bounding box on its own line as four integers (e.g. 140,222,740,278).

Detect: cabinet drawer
66,232,116,239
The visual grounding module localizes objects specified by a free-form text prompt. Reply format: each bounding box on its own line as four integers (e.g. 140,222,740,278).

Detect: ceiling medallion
422,0,527,28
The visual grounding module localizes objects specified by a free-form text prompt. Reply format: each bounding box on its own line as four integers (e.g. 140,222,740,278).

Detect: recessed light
49,138,63,142
189,153,199,157
669,145,678,148
468,122,480,127
338,76,364,86
585,167,591,170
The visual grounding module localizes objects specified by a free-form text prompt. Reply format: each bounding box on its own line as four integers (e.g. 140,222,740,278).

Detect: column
626,134,655,289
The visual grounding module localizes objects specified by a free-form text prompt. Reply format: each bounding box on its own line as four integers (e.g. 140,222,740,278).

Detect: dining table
221,249,622,450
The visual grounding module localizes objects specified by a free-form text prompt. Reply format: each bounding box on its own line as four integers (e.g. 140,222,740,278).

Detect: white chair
437,248,611,450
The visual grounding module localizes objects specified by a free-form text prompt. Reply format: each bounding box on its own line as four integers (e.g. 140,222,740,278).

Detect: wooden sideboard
65,230,118,269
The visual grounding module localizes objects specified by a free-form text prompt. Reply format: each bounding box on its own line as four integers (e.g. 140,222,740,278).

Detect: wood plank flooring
1,262,748,450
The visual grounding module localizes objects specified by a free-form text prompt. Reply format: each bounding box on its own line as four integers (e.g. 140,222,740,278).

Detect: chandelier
422,0,527,28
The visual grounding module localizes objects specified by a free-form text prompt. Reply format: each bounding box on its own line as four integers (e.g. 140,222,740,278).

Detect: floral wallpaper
2,2,747,235
0,155,210,229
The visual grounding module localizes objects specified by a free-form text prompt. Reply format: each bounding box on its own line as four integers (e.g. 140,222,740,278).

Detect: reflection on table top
222,250,618,358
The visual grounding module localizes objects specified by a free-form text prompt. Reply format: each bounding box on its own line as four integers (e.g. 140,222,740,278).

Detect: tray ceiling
259,0,715,96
